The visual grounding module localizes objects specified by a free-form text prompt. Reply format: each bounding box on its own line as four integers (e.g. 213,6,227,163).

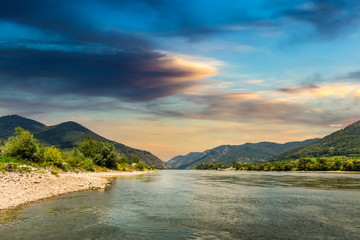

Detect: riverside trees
1,128,153,172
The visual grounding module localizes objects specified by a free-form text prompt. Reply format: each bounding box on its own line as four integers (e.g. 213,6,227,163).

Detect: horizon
1,0,359,161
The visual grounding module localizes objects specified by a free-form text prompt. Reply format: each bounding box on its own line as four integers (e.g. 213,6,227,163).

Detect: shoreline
0,171,154,210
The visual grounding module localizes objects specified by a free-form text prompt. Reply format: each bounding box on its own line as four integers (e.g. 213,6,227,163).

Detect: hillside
168,139,317,169
275,120,360,160
0,115,45,140
0,115,167,168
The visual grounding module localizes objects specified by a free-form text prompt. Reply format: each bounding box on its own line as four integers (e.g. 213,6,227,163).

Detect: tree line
0,127,154,172
234,157,360,171
193,157,360,171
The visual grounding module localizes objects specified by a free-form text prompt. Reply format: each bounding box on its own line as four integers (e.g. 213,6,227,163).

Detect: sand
0,171,153,210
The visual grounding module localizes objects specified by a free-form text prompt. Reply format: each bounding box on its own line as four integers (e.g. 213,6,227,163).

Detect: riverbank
0,171,154,210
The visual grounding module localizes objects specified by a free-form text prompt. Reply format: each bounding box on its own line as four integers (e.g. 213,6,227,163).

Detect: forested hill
0,115,167,168
275,120,360,161
167,139,317,169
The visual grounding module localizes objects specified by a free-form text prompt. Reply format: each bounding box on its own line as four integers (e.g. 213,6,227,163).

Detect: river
0,170,359,240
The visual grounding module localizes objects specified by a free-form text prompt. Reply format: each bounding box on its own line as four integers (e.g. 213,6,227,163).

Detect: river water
0,171,359,240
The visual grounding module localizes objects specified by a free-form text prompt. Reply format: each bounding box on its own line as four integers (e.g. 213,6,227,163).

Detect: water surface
1,171,359,239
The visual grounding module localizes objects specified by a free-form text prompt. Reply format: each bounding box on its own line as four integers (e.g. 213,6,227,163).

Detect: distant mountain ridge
275,120,360,160
0,115,167,168
167,139,318,169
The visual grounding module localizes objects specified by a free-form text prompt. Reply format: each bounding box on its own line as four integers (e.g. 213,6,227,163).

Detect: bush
79,137,119,169
43,146,63,166
135,162,147,171
194,162,225,170
117,162,135,171
63,148,95,171
5,127,40,162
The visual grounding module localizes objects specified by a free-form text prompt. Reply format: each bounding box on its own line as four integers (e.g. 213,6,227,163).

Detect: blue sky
0,0,359,160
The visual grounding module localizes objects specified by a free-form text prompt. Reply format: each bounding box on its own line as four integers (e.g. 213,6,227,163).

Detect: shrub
79,137,119,169
5,127,40,161
43,146,63,166
63,148,95,171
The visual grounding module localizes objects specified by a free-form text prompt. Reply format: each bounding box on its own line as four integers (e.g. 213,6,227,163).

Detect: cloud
0,47,217,102
279,84,320,93
0,0,150,48
277,0,360,39
278,82,360,99
343,70,360,81
140,82,360,126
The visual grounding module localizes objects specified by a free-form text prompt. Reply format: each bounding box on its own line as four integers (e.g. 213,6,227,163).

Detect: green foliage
169,140,317,169
63,147,95,171
235,156,360,171
116,162,154,171
134,162,147,171
79,137,119,169
0,115,165,169
132,155,140,163
43,146,63,166
194,161,225,170
5,127,41,162
117,162,135,171
1,128,157,172
276,120,360,160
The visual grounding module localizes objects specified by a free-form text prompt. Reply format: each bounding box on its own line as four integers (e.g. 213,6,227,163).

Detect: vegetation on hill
234,157,360,171
0,115,166,169
275,120,360,161
168,139,317,169
0,127,154,173
193,162,225,170
0,115,45,140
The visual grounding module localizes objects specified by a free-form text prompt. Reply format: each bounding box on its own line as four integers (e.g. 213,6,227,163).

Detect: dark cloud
0,0,150,49
343,70,360,81
279,84,319,93
0,0,221,103
0,47,211,101
276,0,360,39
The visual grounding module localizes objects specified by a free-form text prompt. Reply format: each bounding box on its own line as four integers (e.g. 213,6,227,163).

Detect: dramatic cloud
277,0,360,39
140,82,360,126
0,0,150,48
0,48,217,101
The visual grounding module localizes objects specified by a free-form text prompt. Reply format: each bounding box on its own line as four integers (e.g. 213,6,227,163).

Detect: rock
5,164,14,172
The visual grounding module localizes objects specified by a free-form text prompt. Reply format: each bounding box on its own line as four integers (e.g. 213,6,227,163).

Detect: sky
0,0,360,161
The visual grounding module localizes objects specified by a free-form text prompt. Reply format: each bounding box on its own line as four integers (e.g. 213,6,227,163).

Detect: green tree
132,155,140,163
43,146,63,166
5,127,40,161
79,137,119,169
297,158,312,170
194,162,225,170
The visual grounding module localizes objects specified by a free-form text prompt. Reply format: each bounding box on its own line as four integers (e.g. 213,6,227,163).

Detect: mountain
168,139,317,169
0,115,167,168
0,115,45,140
275,120,360,160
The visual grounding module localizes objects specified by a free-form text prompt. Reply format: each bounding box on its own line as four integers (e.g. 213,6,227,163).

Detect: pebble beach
0,171,153,210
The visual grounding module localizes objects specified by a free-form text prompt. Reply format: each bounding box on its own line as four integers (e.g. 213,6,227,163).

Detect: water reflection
0,171,359,240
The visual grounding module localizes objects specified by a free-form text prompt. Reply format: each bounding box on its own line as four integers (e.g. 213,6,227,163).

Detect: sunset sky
1,0,360,161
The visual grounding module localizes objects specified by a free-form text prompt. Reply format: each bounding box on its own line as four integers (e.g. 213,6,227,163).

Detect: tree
132,155,140,163
43,146,63,166
297,158,312,170
5,127,40,161
79,137,119,169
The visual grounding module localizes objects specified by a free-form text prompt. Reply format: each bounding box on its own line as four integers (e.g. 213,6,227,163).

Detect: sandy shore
0,171,153,210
